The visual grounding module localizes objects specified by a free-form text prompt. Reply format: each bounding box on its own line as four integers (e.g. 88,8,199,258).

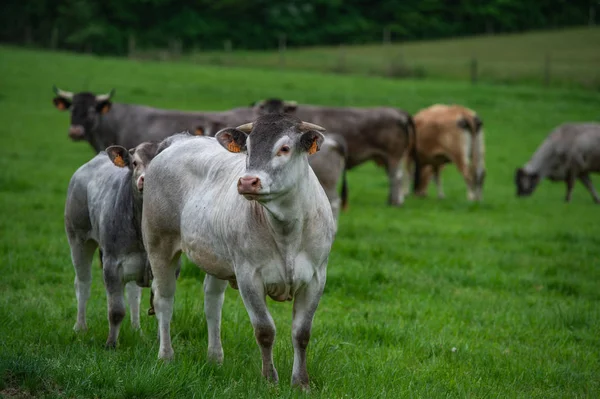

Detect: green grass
178,27,600,89
1,45,600,398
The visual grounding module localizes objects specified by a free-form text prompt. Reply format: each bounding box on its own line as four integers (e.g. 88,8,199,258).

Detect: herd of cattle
54,86,600,389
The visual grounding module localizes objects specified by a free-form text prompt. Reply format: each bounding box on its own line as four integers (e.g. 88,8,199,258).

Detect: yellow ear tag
113,154,126,167
227,141,241,153
101,104,111,114
308,139,318,155
57,101,66,110
195,127,204,136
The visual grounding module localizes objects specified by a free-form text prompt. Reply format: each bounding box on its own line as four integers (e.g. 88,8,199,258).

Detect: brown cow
409,104,485,201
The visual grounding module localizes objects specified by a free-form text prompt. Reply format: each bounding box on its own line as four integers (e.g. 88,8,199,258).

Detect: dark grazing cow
52,86,255,153
515,122,600,203
65,141,160,348
142,114,335,389
248,98,418,206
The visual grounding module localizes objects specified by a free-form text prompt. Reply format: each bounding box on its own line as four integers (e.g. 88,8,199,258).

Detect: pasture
1,45,600,398
183,27,600,89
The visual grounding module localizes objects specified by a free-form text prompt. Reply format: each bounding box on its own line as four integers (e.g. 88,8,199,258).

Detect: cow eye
278,145,290,155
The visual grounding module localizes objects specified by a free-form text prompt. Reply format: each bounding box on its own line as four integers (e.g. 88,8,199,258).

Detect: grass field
1,45,600,398
180,27,600,89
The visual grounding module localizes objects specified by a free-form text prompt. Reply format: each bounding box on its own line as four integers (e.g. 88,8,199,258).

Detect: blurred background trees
0,0,595,55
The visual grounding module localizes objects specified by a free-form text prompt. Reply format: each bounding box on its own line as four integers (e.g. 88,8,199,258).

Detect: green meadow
183,27,600,89
0,45,599,398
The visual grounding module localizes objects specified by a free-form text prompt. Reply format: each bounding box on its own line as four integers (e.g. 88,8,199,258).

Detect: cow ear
216,128,248,153
96,100,112,114
106,145,132,168
53,97,71,111
299,131,325,155
284,101,298,114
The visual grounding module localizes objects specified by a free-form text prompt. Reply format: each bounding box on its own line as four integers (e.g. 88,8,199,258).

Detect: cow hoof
207,348,224,364
158,349,174,361
104,341,117,350
291,378,310,392
73,323,88,332
263,368,279,384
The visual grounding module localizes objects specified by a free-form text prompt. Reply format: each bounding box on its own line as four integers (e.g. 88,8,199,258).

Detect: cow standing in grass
515,122,600,203
142,114,335,389
65,142,159,348
248,98,417,206
409,104,485,201
52,86,254,153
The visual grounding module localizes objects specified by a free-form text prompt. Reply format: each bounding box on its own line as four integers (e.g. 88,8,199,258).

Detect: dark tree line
0,0,595,55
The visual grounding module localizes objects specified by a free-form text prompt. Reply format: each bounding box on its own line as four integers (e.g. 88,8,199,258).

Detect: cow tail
469,115,484,179
341,168,349,211
406,115,421,193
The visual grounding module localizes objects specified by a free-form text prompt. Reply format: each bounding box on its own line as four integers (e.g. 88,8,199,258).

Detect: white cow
142,113,336,389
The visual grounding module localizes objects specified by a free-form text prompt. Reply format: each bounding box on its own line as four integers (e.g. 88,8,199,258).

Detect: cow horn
236,122,253,133
284,100,297,107
96,89,115,102
53,85,74,100
299,121,325,132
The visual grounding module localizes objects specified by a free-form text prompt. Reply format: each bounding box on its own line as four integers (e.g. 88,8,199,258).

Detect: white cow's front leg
126,281,142,330
238,275,278,383
291,271,326,390
203,275,228,363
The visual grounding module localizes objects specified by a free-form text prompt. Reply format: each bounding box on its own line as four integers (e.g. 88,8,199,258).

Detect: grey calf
65,142,159,347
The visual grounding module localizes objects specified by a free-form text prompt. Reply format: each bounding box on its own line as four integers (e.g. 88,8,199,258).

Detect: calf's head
215,114,325,202
106,142,159,193
515,168,540,197
52,86,115,141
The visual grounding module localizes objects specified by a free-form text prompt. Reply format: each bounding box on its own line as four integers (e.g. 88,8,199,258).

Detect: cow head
52,86,115,141
215,114,325,202
107,141,159,193
515,168,540,197
253,98,298,116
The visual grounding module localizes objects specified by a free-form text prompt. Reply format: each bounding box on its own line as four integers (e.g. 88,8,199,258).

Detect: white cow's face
515,168,540,197
216,114,325,203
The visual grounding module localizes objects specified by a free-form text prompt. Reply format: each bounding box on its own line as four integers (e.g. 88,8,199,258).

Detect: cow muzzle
68,125,85,140
238,176,262,197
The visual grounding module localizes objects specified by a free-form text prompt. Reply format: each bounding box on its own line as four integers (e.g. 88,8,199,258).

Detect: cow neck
525,139,554,178
93,105,121,153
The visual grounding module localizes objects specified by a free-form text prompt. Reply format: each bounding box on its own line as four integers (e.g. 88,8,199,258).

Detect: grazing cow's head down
253,98,298,116
106,141,159,193
215,113,325,202
52,86,115,141
515,168,540,197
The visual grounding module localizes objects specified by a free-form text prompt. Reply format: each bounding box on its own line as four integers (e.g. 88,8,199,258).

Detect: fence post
383,27,391,45
543,54,551,87
224,39,232,65
470,57,478,85
278,34,286,68
128,34,136,58
50,26,59,50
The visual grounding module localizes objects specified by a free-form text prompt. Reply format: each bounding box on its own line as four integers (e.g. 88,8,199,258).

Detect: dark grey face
215,113,325,201
515,168,540,197
53,89,113,141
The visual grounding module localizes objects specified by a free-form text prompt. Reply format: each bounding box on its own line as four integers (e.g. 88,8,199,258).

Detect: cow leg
103,261,126,349
451,155,475,200
579,174,600,203
69,239,97,332
291,274,326,390
203,274,228,363
126,281,142,330
150,253,180,360
238,277,278,383
565,171,576,203
433,166,445,199
386,158,404,206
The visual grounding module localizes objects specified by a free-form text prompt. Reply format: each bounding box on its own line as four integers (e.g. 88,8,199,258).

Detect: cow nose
68,125,84,140
137,175,145,192
238,176,261,194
